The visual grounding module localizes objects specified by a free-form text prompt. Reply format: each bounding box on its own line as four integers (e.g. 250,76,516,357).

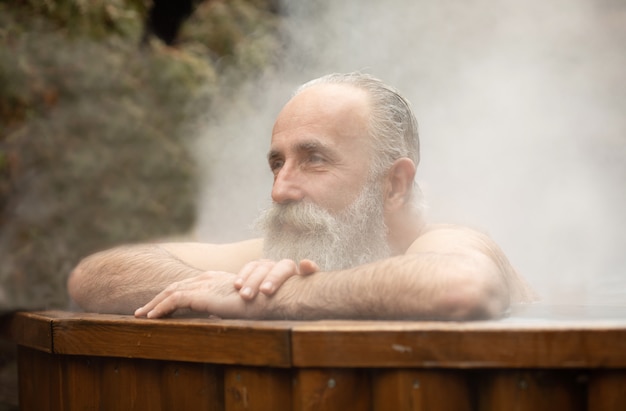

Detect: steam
194,0,626,305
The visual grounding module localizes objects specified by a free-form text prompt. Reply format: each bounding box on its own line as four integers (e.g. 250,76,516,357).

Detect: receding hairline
274,82,374,144
287,82,373,116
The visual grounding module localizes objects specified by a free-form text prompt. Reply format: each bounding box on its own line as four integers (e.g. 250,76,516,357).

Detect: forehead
271,84,372,150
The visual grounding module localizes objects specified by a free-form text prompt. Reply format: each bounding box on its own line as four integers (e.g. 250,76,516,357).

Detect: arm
261,226,530,320
67,238,263,314
137,225,536,321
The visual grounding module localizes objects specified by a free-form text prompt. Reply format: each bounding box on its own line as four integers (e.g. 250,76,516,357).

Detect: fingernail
241,287,253,298
260,281,274,293
234,278,243,288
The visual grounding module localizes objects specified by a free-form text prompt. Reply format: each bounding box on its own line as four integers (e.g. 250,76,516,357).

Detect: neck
385,204,426,255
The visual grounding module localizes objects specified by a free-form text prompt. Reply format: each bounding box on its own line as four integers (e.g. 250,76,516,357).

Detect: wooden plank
59,356,223,411
224,366,292,411
10,310,626,369
10,310,626,411
47,312,293,367
160,362,223,411
293,368,370,411
475,370,586,411
59,355,101,411
17,346,62,411
98,357,163,410
291,322,626,368
1,312,53,352
371,369,471,411
588,370,626,411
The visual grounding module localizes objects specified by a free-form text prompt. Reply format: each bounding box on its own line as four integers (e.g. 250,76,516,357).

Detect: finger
234,261,258,290
143,284,223,318
144,293,184,318
234,259,272,290
135,294,172,318
135,286,176,317
239,261,276,300
146,286,246,319
144,290,201,319
259,259,299,295
299,259,320,275
135,273,212,317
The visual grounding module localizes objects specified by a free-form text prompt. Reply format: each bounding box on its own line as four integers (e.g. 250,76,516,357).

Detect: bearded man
68,72,535,320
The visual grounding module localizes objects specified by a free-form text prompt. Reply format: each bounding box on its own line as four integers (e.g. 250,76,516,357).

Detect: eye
308,153,325,164
269,158,284,174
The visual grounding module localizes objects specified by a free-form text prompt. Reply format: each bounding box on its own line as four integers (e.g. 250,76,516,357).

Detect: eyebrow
267,139,336,162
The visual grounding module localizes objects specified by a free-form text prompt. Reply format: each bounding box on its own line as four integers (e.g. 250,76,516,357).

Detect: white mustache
259,201,337,233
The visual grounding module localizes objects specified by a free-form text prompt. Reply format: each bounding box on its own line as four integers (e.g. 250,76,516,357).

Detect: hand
134,271,251,319
234,258,319,301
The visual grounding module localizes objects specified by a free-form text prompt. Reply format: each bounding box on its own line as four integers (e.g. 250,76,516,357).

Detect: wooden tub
2,307,625,410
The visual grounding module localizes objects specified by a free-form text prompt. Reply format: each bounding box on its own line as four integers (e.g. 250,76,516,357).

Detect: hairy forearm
68,245,202,314
262,252,509,321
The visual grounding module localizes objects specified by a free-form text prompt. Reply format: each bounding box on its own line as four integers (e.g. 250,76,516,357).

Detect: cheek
316,179,365,212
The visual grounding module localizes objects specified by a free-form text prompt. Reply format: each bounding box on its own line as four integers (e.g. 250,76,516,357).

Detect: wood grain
1,311,53,352
372,369,471,411
224,366,291,411
7,311,626,411
293,368,370,411
290,322,626,368
476,370,586,411
587,370,626,411
48,312,293,367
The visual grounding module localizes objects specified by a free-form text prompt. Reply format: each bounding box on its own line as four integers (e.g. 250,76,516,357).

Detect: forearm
262,252,509,321
68,245,203,314
130,227,528,321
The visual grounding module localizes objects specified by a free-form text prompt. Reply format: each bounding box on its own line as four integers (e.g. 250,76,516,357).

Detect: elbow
67,260,88,310
67,255,103,312
435,275,509,321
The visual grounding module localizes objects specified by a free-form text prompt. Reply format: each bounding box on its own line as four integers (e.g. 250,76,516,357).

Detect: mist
194,0,626,306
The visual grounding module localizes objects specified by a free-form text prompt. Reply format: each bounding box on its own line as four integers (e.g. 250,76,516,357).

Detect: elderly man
68,72,534,320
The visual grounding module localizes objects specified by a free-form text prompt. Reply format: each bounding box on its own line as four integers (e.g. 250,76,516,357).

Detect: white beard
255,182,391,271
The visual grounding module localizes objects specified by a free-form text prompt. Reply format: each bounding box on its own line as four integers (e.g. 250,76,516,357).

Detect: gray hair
295,72,420,178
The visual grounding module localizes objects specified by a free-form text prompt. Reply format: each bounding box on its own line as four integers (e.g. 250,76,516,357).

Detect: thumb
298,259,320,275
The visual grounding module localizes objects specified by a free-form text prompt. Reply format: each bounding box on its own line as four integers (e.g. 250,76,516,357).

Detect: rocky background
0,0,284,408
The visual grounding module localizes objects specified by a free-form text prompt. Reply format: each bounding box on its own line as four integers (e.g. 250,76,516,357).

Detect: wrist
253,275,303,320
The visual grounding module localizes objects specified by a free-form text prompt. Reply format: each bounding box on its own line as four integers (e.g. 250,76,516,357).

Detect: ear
384,158,416,211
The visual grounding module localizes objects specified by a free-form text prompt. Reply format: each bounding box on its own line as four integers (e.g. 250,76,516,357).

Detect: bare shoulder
407,224,537,303
159,238,264,273
407,223,499,254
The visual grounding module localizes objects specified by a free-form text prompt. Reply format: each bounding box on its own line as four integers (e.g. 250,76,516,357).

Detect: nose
271,164,305,204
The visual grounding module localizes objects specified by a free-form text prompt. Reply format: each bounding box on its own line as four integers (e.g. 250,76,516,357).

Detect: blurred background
0,0,282,407
1,0,625,408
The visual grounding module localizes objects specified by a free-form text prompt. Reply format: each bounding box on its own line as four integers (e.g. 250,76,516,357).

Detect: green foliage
0,0,284,313
14,0,146,38
0,3,283,409
181,0,283,80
